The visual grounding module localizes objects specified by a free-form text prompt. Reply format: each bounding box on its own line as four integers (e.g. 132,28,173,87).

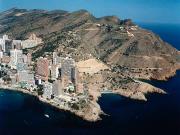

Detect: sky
0,0,180,24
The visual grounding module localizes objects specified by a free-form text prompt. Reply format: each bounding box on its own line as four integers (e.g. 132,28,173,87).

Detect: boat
44,114,49,118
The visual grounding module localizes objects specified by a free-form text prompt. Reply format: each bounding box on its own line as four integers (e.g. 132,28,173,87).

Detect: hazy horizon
0,0,180,24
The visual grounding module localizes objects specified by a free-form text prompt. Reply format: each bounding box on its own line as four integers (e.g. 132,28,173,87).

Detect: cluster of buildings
0,34,41,67
0,34,35,90
0,34,88,110
0,33,43,87
0,34,42,51
36,52,87,108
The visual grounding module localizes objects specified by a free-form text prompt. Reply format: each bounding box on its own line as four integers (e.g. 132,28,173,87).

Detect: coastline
150,65,180,81
0,78,171,122
0,85,103,122
0,72,168,121
0,64,175,122
0,67,177,122
113,80,166,101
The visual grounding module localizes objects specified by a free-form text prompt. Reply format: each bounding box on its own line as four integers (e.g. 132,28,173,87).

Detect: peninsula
0,8,179,121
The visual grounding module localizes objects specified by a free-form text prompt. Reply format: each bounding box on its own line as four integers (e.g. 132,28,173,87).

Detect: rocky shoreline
0,74,174,122
0,69,179,122
114,80,166,101
151,65,180,81
111,68,180,101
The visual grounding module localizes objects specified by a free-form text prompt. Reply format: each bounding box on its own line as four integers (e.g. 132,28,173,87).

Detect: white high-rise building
52,80,63,97
42,82,53,99
53,52,57,65
50,65,60,80
10,49,23,69
0,51,3,59
0,35,9,52
0,38,5,52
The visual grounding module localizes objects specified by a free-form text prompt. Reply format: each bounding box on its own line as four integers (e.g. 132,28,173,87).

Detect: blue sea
0,23,180,135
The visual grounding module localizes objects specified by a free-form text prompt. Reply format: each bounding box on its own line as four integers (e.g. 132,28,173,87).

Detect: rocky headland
0,8,180,121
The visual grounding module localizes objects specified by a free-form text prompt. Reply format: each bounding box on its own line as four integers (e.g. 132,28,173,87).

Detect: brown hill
0,8,179,81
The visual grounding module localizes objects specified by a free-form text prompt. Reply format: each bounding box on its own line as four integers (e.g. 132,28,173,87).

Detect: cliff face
0,8,179,83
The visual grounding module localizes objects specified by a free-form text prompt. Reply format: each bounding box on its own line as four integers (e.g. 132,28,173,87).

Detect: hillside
0,8,180,101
